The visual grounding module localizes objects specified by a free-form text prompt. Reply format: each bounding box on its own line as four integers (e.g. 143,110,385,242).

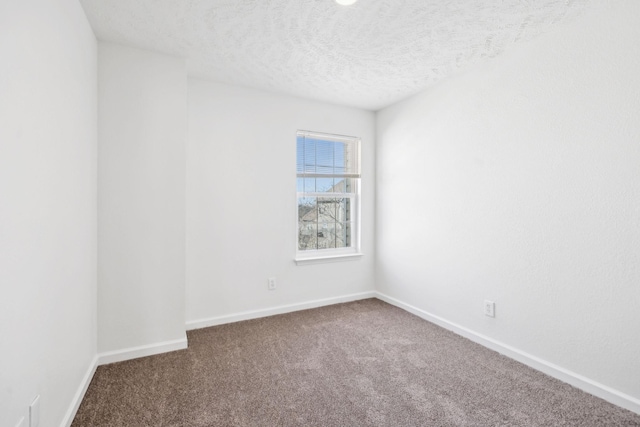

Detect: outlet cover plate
484,300,495,318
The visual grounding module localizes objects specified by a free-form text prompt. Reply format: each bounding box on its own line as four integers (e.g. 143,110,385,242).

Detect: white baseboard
60,354,98,427
186,291,377,331
97,335,188,366
374,292,640,415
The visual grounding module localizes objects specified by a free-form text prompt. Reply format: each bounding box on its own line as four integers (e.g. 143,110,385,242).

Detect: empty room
1,0,640,426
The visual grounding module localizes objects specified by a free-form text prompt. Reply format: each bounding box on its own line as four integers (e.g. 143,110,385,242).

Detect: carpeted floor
72,299,640,426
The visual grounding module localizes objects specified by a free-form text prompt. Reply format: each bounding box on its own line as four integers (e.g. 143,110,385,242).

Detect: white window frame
295,130,362,265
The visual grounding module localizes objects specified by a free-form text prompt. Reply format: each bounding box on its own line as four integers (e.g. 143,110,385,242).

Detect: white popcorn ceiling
80,0,599,110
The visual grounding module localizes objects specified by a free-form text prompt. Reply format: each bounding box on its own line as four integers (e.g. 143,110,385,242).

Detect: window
296,130,361,262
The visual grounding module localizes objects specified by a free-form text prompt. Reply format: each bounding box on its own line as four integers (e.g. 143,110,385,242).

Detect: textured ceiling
80,0,597,110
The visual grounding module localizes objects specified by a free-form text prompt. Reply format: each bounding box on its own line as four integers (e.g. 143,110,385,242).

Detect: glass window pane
315,165,332,176
316,177,333,192
335,222,351,248
333,198,350,222
334,142,344,170
298,197,317,223
303,177,316,193
317,220,334,249
316,140,334,168
318,198,339,220
342,178,352,193
298,221,317,251
338,178,351,193
298,197,317,251
297,132,359,177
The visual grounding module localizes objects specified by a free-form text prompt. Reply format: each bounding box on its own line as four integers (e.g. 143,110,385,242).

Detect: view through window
296,130,361,255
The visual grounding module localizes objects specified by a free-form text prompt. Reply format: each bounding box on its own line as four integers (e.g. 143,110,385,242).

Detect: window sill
294,252,363,266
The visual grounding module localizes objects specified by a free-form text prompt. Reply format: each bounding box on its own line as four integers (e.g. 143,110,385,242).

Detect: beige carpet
72,299,640,426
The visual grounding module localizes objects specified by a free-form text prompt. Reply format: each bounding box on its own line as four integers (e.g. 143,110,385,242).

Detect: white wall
376,0,640,406
0,0,98,426
98,43,187,354
186,80,375,324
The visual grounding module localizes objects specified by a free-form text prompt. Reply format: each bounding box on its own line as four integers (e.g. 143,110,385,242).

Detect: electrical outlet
267,277,277,290
29,395,40,427
484,300,495,318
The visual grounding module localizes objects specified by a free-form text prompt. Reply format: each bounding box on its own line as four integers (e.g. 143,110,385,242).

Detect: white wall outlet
484,300,495,318
15,416,25,427
267,277,277,290
29,395,40,427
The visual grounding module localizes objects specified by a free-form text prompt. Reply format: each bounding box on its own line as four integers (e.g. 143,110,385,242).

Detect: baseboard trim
375,292,640,415
60,354,98,427
186,291,377,331
97,335,188,366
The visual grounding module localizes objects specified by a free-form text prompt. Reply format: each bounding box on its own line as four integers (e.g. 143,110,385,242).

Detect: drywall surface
186,80,375,323
376,0,640,403
0,0,98,426
98,43,186,353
